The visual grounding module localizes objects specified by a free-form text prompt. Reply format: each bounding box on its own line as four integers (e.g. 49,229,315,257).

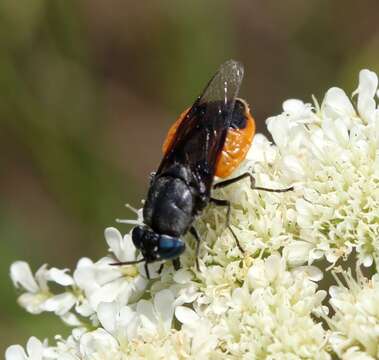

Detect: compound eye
158,235,185,260
132,226,146,249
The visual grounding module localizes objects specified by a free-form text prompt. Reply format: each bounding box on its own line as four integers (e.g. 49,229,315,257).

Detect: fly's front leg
157,263,164,275
214,172,293,193
157,260,180,275
189,226,201,271
172,258,181,271
145,263,150,280
209,197,244,253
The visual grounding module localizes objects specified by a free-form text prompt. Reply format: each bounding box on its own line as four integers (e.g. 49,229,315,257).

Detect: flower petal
283,99,307,115
46,268,74,286
154,289,175,329
105,227,124,260
97,302,118,335
105,226,137,263
354,69,378,124
17,292,47,314
43,292,76,315
322,87,355,127
10,262,39,293
175,306,199,325
80,329,119,358
137,299,156,331
5,345,27,360
26,337,43,359
284,241,314,266
173,269,192,284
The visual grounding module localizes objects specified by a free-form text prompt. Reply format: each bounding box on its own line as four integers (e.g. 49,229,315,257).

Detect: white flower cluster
266,70,379,268
328,267,379,359
6,69,379,359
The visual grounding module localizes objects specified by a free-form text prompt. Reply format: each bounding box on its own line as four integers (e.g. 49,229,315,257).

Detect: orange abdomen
162,108,190,155
215,110,255,178
162,100,255,179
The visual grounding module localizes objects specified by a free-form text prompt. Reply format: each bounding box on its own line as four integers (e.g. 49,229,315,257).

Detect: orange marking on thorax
215,110,255,178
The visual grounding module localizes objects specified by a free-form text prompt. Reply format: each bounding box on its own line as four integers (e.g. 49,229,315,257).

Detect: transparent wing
198,59,244,119
157,60,245,189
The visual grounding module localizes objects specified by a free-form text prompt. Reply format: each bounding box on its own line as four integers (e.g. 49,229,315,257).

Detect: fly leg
189,226,201,271
145,263,150,280
172,258,181,271
214,172,294,193
209,197,244,253
157,263,164,274
157,258,181,275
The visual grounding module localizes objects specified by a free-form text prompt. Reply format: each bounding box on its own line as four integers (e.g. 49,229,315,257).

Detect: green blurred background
1,0,379,352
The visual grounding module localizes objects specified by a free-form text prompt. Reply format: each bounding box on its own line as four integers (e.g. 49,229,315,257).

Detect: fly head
132,225,185,263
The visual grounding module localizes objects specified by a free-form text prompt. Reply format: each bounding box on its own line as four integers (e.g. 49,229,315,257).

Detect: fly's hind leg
209,197,244,253
189,226,201,271
213,172,294,193
213,172,255,190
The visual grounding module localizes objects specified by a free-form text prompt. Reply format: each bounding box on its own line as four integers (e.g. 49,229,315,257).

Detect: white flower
184,255,330,359
175,307,218,356
6,337,47,360
73,228,148,317
264,68,379,268
96,289,175,344
353,69,379,124
79,329,121,360
328,267,379,359
10,261,75,316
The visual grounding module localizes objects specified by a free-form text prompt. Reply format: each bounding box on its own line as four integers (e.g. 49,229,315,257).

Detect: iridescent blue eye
158,235,185,260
